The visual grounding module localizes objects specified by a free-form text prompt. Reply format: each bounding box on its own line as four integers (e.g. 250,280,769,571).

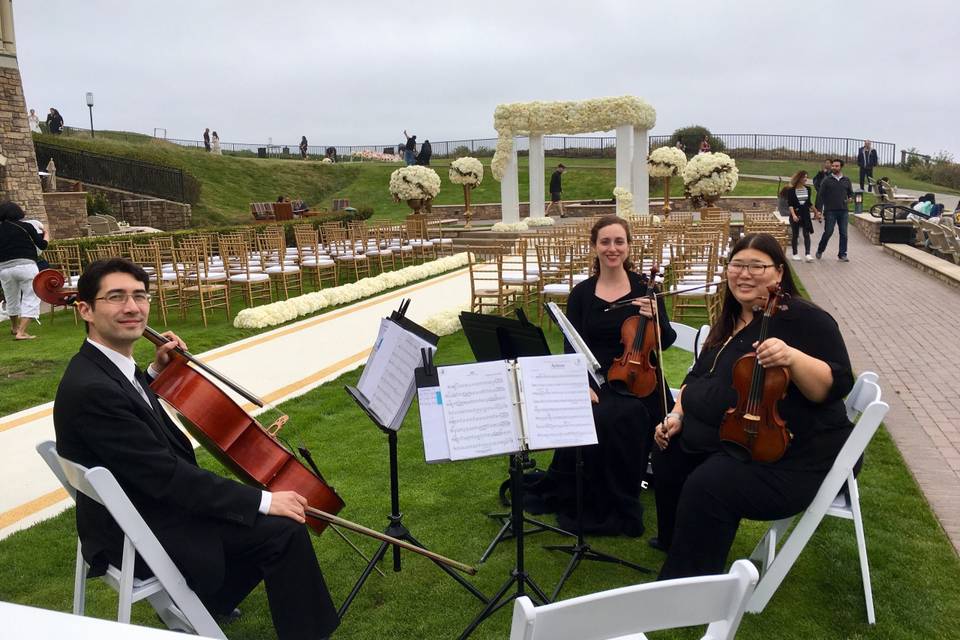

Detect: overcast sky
12,0,960,158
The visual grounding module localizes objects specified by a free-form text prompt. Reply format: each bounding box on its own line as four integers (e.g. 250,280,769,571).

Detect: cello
718,284,793,463
33,269,477,575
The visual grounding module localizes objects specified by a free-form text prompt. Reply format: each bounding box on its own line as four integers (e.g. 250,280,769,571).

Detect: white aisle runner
0,269,469,539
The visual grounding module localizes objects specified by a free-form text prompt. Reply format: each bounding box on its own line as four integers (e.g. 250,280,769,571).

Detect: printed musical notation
517,354,598,451
438,360,522,460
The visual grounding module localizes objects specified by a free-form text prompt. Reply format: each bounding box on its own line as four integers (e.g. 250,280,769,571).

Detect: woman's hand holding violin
753,338,794,369
632,296,656,318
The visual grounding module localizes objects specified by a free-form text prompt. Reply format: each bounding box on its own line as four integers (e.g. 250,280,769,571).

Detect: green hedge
48,209,373,263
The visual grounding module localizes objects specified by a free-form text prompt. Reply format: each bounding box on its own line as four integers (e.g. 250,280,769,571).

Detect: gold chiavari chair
426,214,454,257
364,225,396,275
257,232,303,299
131,242,178,326
221,237,273,308
293,227,337,289
405,217,436,263
41,246,79,324
172,246,230,326
467,246,516,317
85,245,115,263
501,238,540,315
665,231,723,325
535,240,576,322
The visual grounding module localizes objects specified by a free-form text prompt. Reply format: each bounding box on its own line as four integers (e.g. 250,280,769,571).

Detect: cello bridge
744,413,760,422
266,415,289,437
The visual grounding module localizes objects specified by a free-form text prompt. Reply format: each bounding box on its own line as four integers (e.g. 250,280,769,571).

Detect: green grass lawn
36,132,955,228
1,322,958,639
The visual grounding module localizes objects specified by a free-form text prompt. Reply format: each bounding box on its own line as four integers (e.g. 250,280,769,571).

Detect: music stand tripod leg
544,446,653,600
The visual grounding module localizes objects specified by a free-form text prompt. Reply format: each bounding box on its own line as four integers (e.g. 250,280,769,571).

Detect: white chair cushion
502,273,539,284
265,265,301,274
543,283,572,294
229,273,270,283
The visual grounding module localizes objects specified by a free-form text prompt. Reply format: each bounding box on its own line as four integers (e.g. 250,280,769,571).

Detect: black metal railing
163,133,896,166
34,142,191,203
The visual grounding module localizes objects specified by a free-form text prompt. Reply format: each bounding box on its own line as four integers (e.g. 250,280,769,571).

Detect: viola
607,268,661,398
718,284,793,463
33,269,477,574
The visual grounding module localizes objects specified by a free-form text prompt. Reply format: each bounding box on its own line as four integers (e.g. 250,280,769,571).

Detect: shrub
669,125,725,156
85,192,113,215
928,162,960,190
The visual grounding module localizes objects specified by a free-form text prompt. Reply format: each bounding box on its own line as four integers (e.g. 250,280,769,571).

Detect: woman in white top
27,109,41,133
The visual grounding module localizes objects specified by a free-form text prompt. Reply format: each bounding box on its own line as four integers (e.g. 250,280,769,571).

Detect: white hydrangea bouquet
389,166,441,211
682,152,739,204
448,157,484,187
526,216,556,227
647,146,687,178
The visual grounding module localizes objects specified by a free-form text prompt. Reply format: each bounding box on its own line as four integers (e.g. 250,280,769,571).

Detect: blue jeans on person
404,150,415,165
817,209,849,257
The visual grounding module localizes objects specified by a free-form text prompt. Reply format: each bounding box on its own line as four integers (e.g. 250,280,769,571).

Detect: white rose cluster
491,221,529,232
526,216,556,227
421,303,470,337
353,150,402,163
491,96,657,180
448,157,484,187
682,152,739,199
613,187,633,215
233,253,469,329
647,146,688,178
389,166,442,201
321,157,333,164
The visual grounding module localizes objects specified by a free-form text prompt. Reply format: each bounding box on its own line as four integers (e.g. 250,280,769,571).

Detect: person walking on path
815,159,854,262
203,128,211,152
299,136,308,160
402,130,417,165
857,140,878,192
783,170,821,262
545,164,567,217
0,201,48,340
46,108,64,135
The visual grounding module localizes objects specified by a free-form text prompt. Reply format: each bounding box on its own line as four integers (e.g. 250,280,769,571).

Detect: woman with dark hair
649,233,855,579
46,108,64,135
299,136,309,160
0,201,48,340
527,216,676,536
782,170,821,261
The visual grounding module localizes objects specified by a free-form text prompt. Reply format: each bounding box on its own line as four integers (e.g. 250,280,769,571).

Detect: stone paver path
791,225,960,553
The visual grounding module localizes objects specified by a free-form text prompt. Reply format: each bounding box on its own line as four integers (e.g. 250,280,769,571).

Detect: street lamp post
85,92,95,138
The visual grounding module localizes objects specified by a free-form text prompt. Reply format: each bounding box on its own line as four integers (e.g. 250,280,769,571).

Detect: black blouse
679,297,854,470
565,270,677,380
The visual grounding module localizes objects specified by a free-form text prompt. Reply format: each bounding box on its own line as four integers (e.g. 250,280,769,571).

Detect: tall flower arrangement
647,147,688,215
448,157,484,187
389,165,441,204
682,152,739,206
491,96,657,180
613,187,634,216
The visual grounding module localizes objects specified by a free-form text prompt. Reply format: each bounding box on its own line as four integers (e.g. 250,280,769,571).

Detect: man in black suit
54,258,339,640
857,140,878,191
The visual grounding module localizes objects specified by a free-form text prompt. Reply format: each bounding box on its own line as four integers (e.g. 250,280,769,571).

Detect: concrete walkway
791,227,960,553
0,268,470,540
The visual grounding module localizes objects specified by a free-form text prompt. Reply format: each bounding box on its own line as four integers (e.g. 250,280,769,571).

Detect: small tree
669,125,725,156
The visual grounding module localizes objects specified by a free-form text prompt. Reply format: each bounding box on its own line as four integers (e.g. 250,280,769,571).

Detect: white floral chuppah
491,96,657,223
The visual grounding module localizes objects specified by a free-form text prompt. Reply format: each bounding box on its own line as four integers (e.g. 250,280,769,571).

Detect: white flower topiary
491,96,657,180
448,157,484,187
647,146,688,178
233,253,468,329
682,152,739,200
321,157,333,164
613,187,634,215
389,165,441,201
491,221,529,232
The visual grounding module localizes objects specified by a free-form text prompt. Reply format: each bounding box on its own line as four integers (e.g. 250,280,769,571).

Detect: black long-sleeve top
0,220,48,264
815,174,853,211
678,298,854,470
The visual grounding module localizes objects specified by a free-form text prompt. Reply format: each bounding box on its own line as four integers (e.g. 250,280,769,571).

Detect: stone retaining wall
54,178,191,231
43,191,87,239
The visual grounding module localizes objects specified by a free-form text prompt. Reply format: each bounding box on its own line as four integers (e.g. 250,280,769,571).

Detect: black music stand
541,301,653,598
337,304,487,618
459,310,576,563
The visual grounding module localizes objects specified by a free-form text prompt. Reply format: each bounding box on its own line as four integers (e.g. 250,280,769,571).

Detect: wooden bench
250,202,275,221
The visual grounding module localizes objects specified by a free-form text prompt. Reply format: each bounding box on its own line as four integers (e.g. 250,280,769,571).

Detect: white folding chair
509,559,759,640
746,372,888,623
36,441,226,638
667,321,710,396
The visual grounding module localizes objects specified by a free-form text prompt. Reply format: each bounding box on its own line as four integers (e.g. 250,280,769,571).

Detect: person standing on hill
211,131,222,155
815,159,854,262
403,130,417,165
857,140,878,192
203,128,211,152
299,136,309,160
46,108,64,135
27,109,40,133
545,164,567,218
416,139,432,166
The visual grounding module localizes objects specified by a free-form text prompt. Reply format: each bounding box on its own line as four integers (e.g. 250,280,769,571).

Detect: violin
718,284,793,463
33,269,477,575
607,268,661,398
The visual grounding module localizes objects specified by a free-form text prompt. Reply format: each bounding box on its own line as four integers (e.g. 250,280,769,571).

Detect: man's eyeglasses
726,262,776,276
96,292,152,305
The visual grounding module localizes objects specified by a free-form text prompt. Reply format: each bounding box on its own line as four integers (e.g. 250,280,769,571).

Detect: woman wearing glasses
649,233,855,579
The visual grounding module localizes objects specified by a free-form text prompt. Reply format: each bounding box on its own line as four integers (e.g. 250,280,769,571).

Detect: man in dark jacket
545,164,567,217
416,139,432,166
54,258,339,640
814,159,854,261
857,140,878,191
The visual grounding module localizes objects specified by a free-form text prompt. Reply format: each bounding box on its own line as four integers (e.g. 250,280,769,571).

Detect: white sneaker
805,254,814,262
790,253,801,261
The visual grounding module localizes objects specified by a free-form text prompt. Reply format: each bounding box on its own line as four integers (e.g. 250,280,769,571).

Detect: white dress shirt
85,338,271,515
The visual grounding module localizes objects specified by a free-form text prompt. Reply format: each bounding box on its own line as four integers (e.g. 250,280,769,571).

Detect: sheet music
418,386,450,463
437,360,522,460
546,302,605,387
357,318,435,428
516,354,598,451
